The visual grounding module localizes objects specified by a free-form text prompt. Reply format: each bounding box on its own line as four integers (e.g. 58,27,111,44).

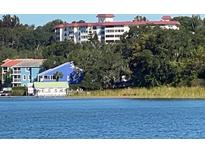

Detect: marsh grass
70,87,205,98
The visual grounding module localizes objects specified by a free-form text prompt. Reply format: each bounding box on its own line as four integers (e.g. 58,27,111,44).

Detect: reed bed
70,87,205,98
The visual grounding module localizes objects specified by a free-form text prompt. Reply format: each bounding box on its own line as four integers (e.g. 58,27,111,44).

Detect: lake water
0,97,205,139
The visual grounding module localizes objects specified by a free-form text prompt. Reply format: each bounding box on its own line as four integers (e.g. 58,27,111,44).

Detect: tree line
1,14,205,90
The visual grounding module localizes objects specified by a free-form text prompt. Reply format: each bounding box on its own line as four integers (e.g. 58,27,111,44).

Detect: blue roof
38,62,83,84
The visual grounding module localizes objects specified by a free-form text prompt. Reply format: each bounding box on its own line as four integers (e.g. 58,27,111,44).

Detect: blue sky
1,14,205,27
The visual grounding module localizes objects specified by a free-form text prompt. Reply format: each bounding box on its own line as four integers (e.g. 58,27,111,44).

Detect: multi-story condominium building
54,14,180,44
1,59,45,87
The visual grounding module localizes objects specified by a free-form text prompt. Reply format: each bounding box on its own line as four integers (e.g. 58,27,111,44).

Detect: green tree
1,15,20,28
119,25,205,87
67,44,130,90
134,16,147,21
53,71,64,82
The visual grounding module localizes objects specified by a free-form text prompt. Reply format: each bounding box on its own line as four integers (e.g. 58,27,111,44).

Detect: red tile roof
161,16,172,20
1,59,22,67
54,20,180,29
96,14,115,18
2,59,11,63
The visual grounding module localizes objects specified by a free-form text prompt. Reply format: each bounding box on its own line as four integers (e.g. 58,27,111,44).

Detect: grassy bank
69,87,205,98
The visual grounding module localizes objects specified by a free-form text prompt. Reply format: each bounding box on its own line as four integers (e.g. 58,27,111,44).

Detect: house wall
20,67,31,86
35,88,67,96
38,63,75,82
13,67,41,87
31,68,41,82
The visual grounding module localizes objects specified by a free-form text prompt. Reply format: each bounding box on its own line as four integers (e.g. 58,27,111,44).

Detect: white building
33,82,69,97
54,14,180,44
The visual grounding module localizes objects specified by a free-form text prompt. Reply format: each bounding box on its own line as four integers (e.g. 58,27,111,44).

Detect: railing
13,78,21,82
13,70,21,74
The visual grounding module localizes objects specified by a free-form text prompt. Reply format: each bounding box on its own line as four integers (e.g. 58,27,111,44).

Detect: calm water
0,97,205,139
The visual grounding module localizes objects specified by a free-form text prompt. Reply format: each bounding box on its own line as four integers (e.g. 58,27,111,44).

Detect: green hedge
11,87,27,96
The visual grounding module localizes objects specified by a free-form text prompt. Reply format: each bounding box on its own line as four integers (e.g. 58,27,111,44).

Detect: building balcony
12,70,21,74
12,78,21,83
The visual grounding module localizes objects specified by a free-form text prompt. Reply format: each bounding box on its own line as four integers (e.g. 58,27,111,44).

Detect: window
3,67,7,71
115,29,122,32
23,75,26,80
81,36,88,39
14,68,20,71
101,31,105,35
105,35,114,38
68,31,74,34
115,35,122,37
106,30,115,33
106,40,114,43
115,25,124,27
106,26,114,28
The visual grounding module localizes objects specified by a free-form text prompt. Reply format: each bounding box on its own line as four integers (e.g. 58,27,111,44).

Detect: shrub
11,87,27,96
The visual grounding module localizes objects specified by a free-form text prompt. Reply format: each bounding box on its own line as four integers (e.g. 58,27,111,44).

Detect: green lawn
69,87,205,98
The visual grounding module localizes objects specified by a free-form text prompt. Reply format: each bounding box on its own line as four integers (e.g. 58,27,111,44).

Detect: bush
11,87,27,96
190,79,205,87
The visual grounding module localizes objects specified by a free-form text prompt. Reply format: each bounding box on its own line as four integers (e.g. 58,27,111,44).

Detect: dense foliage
1,14,205,89
11,87,27,96
0,15,63,61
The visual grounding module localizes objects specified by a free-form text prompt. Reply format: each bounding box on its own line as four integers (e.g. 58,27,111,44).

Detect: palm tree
134,16,147,21
12,15,20,27
191,15,203,32
53,71,64,82
2,14,20,28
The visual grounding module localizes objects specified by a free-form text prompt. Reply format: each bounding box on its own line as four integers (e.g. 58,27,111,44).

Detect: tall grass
70,87,205,98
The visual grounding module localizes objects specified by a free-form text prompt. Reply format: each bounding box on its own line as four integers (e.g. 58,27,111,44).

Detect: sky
1,14,205,27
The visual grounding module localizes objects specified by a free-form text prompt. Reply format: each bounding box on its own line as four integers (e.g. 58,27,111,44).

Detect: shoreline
1,87,205,99
69,96,205,99
69,87,205,99
1,96,205,100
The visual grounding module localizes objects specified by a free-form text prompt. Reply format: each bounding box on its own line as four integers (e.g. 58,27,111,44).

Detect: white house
33,82,69,97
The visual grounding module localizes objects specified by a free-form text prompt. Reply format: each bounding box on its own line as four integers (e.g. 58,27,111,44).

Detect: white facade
35,88,67,97
56,24,130,44
33,82,69,97
104,25,130,43
160,25,179,30
54,14,180,44
27,83,34,96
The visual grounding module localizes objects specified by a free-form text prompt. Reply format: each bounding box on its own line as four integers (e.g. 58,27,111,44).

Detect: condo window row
13,75,31,80
106,29,124,33
105,34,123,38
63,27,125,33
